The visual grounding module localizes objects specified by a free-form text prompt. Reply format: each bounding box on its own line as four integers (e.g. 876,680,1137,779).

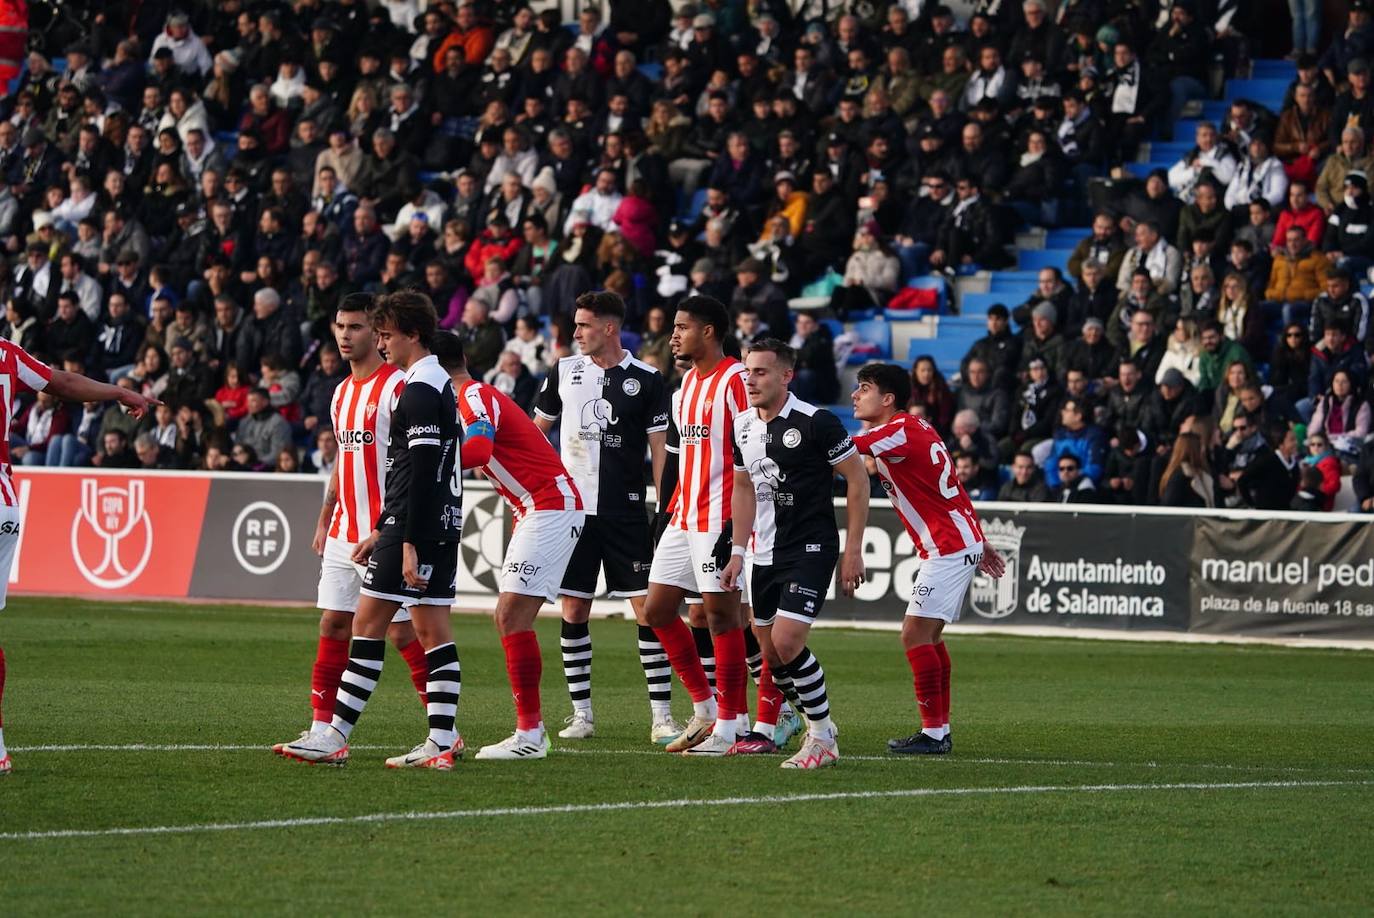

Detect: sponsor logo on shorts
805,543,821,552
0,520,19,535
506,560,543,578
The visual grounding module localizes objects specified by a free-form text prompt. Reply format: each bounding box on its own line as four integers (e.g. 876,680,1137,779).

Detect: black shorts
750,555,838,627
360,531,460,607
559,513,652,599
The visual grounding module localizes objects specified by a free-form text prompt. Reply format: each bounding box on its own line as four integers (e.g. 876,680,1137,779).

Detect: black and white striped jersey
378,354,463,543
534,351,670,517
731,394,855,567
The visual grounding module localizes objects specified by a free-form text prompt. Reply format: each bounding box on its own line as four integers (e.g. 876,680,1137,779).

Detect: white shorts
500,508,585,603
0,506,16,611
650,526,737,595
907,546,984,623
317,537,411,622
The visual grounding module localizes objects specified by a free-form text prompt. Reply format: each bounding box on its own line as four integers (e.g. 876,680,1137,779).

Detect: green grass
0,598,1371,916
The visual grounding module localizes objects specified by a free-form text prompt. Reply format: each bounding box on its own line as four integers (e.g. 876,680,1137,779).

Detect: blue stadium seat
1150,141,1193,160
846,318,892,364
1123,161,1160,179
1226,78,1289,107
51,57,67,75
820,318,844,339
637,62,664,81
1173,119,1205,140
1017,248,1072,271
988,270,1041,284
829,403,862,435
1044,228,1089,249
960,291,1010,315
679,188,707,221
1251,60,1297,80
987,281,1035,300
1201,101,1231,121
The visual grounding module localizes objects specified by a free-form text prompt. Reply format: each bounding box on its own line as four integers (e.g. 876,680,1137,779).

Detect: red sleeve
726,371,748,419
3,340,52,393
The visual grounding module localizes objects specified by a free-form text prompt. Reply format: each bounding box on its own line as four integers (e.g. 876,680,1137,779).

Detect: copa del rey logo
71,479,154,589
969,518,1024,619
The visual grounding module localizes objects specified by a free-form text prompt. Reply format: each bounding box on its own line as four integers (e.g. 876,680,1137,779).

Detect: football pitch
1,598,1371,915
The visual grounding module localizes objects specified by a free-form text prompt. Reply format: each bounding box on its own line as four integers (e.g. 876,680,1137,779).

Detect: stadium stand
3,0,1370,511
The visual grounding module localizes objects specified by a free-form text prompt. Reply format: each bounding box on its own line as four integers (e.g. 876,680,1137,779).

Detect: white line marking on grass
2,780,1367,842
11,743,1370,776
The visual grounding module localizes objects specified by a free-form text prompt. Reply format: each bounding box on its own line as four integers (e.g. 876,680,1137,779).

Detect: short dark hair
574,290,626,322
369,289,437,347
249,386,270,399
677,294,729,342
987,303,1009,319
430,330,467,372
260,353,286,371
857,362,912,408
746,337,796,368
338,292,373,314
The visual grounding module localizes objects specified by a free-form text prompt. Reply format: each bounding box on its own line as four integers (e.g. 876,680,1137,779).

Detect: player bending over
850,363,1005,755
281,291,466,769
272,296,431,757
431,332,586,760
719,340,870,768
532,291,681,743
0,342,159,775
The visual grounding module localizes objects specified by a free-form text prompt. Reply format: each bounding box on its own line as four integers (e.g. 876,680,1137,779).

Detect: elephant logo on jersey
749,456,786,487
969,518,1023,619
579,397,618,439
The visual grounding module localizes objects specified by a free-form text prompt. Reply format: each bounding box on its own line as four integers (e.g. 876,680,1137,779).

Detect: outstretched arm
46,369,159,419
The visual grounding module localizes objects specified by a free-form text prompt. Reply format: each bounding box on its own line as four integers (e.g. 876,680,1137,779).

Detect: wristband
731,545,746,558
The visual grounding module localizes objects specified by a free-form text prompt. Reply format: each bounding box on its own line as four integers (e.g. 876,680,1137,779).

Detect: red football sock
905,644,943,730
713,628,746,723
398,640,430,707
653,617,712,703
756,657,783,728
935,642,952,726
310,636,350,724
501,631,543,731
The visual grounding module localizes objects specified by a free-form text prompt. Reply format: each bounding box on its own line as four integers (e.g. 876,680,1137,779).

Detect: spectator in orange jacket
431,3,494,70
1265,225,1330,305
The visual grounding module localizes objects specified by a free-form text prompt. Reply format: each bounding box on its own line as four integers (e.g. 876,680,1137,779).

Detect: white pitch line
2,779,1365,842
10,742,1369,775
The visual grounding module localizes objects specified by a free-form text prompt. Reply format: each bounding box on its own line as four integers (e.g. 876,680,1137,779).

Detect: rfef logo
71,479,154,589
232,501,292,575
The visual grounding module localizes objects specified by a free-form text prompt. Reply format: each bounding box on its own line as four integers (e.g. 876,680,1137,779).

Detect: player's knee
561,598,592,624
387,619,417,649
319,612,350,640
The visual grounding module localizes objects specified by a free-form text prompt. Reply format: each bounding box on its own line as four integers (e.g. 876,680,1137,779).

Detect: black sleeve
815,410,856,466
400,384,448,544
533,361,562,420
647,371,670,433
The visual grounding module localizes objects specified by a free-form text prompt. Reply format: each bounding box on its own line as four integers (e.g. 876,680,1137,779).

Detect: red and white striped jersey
852,414,985,560
327,363,406,543
668,357,748,533
456,379,582,521
0,341,51,506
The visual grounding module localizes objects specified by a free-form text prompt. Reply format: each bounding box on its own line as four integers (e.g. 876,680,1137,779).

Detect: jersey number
928,442,959,500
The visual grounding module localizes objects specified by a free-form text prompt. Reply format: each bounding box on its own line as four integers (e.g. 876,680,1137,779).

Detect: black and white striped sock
561,620,592,716
772,664,802,712
691,625,716,692
781,647,835,739
330,637,384,740
425,642,461,749
744,628,763,687
638,625,673,718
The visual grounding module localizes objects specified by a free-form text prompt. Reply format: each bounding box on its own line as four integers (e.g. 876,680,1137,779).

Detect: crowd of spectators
4,0,1373,512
